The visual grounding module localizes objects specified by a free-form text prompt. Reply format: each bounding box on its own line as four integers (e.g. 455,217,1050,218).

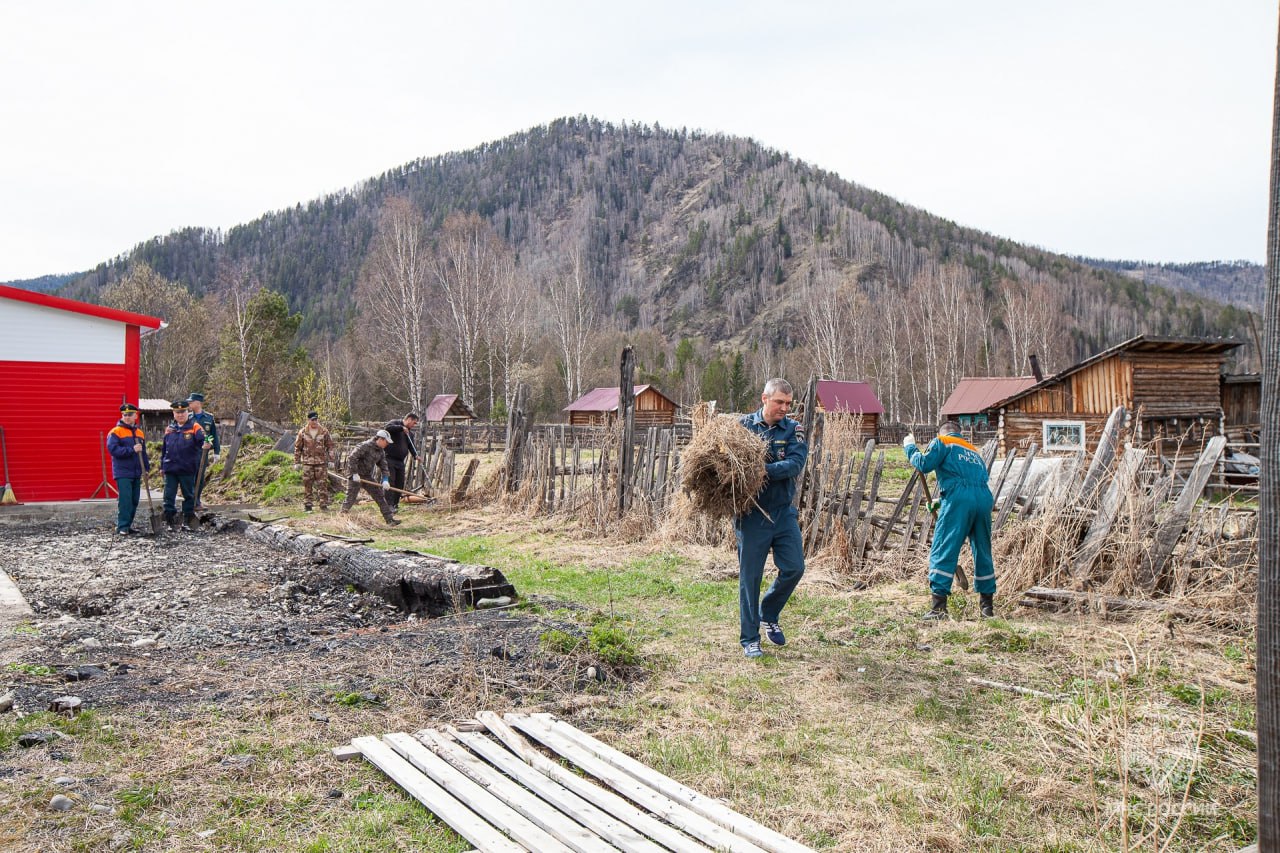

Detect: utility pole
1257,7,1279,847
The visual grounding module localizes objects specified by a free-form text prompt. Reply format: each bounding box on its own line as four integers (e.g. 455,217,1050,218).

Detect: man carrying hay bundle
734,378,809,659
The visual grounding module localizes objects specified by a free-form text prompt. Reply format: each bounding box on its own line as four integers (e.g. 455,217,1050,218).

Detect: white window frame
1042,420,1086,452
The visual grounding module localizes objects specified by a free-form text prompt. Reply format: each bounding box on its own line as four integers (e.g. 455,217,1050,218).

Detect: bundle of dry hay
677,413,767,520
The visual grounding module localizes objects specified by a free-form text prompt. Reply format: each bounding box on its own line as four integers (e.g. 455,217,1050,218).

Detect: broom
0,425,16,504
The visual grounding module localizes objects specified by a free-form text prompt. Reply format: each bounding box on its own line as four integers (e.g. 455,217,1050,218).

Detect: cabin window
1043,420,1085,452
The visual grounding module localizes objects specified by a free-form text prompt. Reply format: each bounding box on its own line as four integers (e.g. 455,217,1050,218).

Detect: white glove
351,473,360,482
902,433,916,449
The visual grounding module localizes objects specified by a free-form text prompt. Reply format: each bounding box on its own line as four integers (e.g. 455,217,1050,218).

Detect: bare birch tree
486,251,533,415
431,212,503,407
545,246,596,403
799,252,863,379
356,197,432,415
214,260,262,413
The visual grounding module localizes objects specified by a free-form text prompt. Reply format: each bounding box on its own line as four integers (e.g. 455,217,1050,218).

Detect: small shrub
539,629,583,655
588,623,639,666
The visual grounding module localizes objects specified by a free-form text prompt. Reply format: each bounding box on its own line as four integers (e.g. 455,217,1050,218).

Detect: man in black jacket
382,412,419,511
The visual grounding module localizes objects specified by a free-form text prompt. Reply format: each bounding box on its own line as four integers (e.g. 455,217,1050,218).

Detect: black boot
184,515,199,532
980,593,995,619
164,511,178,532
922,593,948,621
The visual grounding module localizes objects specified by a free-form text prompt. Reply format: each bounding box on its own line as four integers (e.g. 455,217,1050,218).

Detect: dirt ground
0,518,599,720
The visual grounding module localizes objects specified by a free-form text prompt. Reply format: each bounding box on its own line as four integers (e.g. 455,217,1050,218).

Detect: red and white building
0,284,164,502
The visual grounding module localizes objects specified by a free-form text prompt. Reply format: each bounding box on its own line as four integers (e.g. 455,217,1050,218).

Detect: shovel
142,466,163,535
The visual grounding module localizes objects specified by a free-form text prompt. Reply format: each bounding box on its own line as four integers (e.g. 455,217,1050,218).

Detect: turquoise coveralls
735,410,808,647
904,434,995,596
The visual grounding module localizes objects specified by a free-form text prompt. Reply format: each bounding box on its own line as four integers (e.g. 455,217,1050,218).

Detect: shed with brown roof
940,377,1038,428
564,385,677,427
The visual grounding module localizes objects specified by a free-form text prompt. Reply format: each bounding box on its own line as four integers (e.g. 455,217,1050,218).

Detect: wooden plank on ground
406,730,614,853
441,727,667,853
380,731,574,852
1138,435,1226,593
530,713,817,853
349,736,525,853
476,712,713,853
505,714,772,853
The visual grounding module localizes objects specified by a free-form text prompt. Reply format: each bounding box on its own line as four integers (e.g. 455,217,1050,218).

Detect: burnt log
219,519,516,616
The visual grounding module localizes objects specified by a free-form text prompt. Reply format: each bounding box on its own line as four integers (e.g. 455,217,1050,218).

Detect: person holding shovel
903,421,996,620
735,378,808,660
106,402,151,535
160,399,211,531
339,429,400,526
382,412,419,513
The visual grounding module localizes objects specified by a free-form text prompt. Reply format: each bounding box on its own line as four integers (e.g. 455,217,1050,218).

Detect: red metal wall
0,357,139,502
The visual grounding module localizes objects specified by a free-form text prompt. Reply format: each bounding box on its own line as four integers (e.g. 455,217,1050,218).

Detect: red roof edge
0,283,164,329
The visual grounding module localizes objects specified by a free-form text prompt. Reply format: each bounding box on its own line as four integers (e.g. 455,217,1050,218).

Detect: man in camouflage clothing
294,411,335,510
339,429,399,526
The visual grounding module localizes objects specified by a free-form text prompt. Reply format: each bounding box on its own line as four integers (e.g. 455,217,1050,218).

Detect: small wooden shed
813,380,884,442
138,398,176,442
1220,373,1260,441
425,394,476,425
989,335,1243,455
940,377,1037,428
565,385,677,427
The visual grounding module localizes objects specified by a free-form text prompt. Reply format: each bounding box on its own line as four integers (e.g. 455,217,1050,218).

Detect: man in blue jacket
903,421,996,620
106,402,151,535
160,399,211,531
736,378,808,659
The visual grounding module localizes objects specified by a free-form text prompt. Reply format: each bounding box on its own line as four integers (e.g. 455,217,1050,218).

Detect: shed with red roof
0,284,163,502
564,385,677,427
814,380,884,442
424,394,476,425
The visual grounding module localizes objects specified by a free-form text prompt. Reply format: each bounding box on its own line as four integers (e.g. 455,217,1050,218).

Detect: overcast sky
1,1,1275,282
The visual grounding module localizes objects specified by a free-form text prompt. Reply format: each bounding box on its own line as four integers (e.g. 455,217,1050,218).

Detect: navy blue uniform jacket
738,410,808,516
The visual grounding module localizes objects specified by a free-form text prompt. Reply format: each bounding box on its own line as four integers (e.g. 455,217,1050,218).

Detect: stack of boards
336,710,815,853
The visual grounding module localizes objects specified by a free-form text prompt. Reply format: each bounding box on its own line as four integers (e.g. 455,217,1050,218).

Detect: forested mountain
1077,258,1265,313
8,272,83,293
56,117,1259,423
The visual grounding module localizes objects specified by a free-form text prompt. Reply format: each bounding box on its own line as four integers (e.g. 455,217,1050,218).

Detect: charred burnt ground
0,519,632,719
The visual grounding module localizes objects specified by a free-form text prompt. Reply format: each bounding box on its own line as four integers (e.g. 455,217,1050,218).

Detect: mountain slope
60,117,1257,378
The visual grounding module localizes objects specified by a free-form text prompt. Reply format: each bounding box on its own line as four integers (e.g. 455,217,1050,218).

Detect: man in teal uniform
735,378,808,659
186,392,219,510
903,421,996,619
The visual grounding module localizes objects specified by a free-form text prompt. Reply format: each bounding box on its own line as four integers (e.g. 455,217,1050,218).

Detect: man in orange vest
106,402,151,535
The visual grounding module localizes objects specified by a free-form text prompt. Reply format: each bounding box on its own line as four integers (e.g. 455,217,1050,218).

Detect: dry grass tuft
677,414,766,520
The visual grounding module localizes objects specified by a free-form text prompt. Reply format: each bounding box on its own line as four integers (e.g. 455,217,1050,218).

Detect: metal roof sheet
814,380,884,415
940,377,1038,417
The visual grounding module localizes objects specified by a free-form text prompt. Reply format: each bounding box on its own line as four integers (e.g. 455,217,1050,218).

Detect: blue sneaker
761,621,786,646
743,641,763,659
